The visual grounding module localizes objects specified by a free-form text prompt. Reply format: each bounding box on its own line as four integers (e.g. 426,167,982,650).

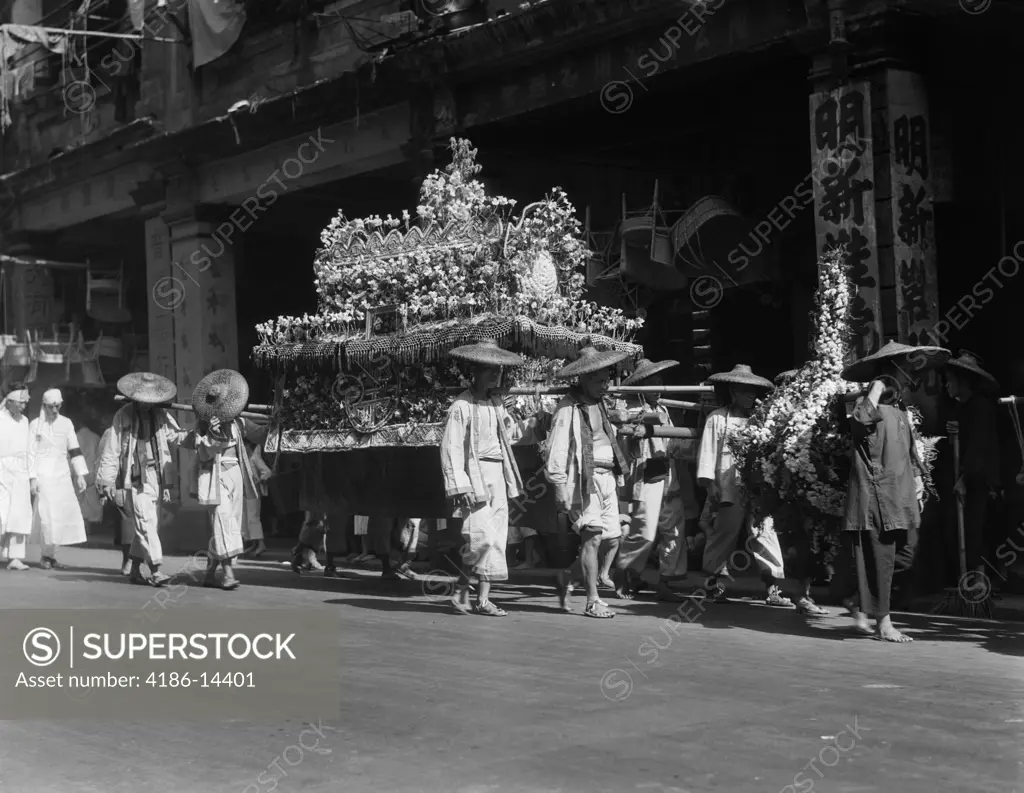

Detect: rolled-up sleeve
696,413,723,484
851,398,883,426
95,422,122,489
440,401,473,498
544,403,574,486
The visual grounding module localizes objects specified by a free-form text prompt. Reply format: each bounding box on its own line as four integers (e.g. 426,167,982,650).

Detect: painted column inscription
810,81,881,360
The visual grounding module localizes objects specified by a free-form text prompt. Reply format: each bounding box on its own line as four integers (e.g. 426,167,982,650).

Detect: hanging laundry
187,0,246,69
0,24,69,131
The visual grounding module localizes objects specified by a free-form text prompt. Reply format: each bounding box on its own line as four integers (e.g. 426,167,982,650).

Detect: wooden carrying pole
616,425,698,439
114,394,269,422
446,385,715,395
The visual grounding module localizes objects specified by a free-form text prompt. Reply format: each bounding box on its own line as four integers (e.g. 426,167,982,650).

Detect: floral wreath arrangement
729,247,940,579
254,139,644,451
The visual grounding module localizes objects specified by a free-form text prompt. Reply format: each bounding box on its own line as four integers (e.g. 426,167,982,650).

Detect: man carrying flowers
837,341,948,642
697,364,790,605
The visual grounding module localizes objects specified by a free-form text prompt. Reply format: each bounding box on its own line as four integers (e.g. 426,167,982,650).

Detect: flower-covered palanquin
254,139,643,516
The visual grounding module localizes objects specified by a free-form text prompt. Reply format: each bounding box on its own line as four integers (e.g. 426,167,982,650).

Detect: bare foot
851,611,873,635
556,570,574,613
877,616,913,643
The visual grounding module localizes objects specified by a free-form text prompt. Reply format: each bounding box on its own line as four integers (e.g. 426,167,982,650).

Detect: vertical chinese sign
810,81,881,361
887,70,941,423
144,217,176,384
887,70,939,349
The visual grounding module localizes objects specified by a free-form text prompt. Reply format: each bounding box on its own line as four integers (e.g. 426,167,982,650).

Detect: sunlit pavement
1,546,1022,793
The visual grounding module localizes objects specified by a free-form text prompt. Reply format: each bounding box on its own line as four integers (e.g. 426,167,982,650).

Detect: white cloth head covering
38,388,63,427
4,388,29,404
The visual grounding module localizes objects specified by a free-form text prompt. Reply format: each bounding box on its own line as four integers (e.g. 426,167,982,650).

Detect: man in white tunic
187,369,260,591
697,364,790,606
96,373,187,587
614,358,689,602
29,389,88,568
0,386,36,570
441,339,545,617
545,344,631,619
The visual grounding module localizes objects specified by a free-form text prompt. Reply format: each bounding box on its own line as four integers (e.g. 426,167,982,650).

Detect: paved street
1,546,1022,793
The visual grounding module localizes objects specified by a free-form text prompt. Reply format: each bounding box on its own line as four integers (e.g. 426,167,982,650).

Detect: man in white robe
441,339,545,616
96,373,187,587
0,386,37,570
697,365,790,606
29,389,88,568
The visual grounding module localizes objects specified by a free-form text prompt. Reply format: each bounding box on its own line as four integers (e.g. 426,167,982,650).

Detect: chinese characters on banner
144,218,176,384
888,70,940,390
22,267,54,331
810,81,880,361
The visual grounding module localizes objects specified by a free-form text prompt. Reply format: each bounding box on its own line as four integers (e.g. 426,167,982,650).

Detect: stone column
810,58,943,428
877,69,942,429
809,76,881,362
143,217,177,383
159,207,240,549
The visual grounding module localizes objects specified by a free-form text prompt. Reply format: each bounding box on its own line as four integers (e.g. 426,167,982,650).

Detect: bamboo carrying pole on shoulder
113,394,270,422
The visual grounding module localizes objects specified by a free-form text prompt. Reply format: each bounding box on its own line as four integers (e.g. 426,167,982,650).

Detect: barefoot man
838,341,949,642
546,342,631,619
441,339,545,617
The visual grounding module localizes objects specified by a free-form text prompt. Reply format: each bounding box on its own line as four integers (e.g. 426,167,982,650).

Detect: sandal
584,600,614,619
472,600,507,617
796,597,829,616
765,585,793,607
450,597,471,615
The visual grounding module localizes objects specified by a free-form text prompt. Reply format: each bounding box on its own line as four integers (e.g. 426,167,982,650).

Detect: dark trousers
833,527,915,619
962,480,993,572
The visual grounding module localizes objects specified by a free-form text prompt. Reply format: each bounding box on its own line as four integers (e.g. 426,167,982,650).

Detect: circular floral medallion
522,248,558,300
332,361,401,433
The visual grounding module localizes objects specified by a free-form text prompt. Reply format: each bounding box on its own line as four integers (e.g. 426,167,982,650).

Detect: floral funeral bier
728,248,941,579
254,140,643,516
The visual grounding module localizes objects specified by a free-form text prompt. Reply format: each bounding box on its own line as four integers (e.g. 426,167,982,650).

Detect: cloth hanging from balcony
0,25,69,132
187,0,246,68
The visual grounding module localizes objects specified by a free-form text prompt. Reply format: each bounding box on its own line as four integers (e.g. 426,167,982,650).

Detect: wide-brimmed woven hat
946,350,999,394
192,369,249,422
707,364,773,390
117,372,176,404
448,339,524,367
841,340,949,383
555,343,630,380
774,369,799,386
623,358,679,385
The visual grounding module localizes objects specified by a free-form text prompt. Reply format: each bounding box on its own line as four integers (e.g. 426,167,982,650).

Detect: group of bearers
440,336,987,641
0,368,270,590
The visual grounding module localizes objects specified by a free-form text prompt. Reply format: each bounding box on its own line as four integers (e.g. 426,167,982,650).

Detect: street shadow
323,596,557,616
